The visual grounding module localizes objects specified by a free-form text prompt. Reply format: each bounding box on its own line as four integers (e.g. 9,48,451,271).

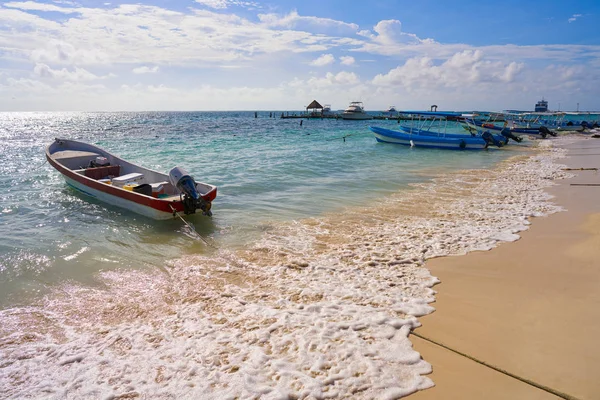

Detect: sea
0,111,584,399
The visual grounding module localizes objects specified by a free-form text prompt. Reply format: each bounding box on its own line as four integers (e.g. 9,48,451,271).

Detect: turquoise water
0,111,525,306
3,111,583,399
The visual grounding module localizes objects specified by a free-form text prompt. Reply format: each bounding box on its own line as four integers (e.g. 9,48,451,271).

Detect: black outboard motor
500,127,523,143
581,121,589,130
538,126,557,138
169,167,212,216
481,131,503,148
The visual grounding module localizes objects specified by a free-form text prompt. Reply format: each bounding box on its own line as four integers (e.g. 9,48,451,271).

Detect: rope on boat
169,204,214,247
410,330,581,400
562,167,598,171
32,159,48,171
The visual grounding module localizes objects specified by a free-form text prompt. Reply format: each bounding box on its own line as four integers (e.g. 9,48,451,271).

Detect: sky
1,0,599,112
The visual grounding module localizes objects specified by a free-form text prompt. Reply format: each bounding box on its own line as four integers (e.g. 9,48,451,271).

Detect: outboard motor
481,131,502,148
538,126,556,138
581,121,589,130
169,167,212,216
500,127,523,143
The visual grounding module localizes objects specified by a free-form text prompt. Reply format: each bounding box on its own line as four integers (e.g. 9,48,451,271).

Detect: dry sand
411,137,600,400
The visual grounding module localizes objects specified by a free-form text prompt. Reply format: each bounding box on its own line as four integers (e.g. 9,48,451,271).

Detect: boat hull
370,126,491,150
62,174,177,220
398,126,508,142
341,113,372,120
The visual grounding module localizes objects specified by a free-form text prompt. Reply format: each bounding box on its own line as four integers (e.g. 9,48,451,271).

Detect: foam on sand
0,136,580,399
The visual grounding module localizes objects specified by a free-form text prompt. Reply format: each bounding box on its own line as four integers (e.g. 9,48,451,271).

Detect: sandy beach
412,136,600,400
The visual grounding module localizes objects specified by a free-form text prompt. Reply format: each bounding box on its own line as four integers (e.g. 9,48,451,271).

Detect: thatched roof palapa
306,100,323,110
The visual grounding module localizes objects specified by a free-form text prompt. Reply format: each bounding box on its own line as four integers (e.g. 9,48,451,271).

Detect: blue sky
1,0,598,111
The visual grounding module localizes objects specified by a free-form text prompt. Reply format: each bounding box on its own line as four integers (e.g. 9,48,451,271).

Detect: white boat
46,138,216,220
386,105,398,113
341,101,372,120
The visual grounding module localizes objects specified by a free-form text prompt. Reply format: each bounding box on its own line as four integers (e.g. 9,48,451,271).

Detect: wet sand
412,137,600,400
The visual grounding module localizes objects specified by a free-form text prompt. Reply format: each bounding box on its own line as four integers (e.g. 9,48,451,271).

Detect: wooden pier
278,112,417,121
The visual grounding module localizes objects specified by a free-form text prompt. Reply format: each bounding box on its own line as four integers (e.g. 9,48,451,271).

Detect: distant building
535,99,548,112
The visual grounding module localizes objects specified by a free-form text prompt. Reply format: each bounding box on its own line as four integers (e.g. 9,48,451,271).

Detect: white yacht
341,101,372,120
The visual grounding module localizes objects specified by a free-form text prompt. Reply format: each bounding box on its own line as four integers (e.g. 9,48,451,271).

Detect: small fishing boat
370,126,506,149
462,119,557,137
342,101,372,120
370,111,511,150
46,138,216,220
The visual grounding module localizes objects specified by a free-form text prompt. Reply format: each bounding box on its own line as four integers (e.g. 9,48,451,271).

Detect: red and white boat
46,138,217,220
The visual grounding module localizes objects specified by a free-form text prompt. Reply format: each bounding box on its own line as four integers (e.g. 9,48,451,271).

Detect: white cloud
373,20,403,45
340,56,355,65
305,71,360,88
568,14,582,23
6,77,53,91
359,19,433,46
258,10,358,33
310,54,335,66
195,0,260,10
30,40,111,66
33,63,106,81
3,1,78,14
195,0,228,9
0,4,356,70
132,66,159,74
372,50,524,89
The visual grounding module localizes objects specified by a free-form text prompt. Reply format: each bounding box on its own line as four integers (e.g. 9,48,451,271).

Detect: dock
278,112,418,121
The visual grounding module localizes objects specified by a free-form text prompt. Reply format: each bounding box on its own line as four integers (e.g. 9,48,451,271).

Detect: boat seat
112,172,144,187
84,165,121,180
52,150,101,170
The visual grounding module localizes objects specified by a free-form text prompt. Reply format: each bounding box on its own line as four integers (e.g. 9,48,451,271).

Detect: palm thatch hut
306,100,324,116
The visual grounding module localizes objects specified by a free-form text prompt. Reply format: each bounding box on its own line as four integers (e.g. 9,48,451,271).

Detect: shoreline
1,133,592,399
411,135,600,400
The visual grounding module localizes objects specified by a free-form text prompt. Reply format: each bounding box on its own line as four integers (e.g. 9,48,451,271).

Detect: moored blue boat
369,126,507,150
370,110,513,150
461,118,560,138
